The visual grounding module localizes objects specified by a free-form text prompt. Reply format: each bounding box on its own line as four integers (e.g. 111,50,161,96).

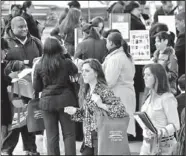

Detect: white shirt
141,92,180,137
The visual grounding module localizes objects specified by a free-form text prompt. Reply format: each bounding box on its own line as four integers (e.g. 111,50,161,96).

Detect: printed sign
110,13,131,40
129,30,151,60
158,15,176,38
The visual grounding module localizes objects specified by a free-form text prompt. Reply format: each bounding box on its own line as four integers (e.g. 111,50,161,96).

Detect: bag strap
169,123,179,140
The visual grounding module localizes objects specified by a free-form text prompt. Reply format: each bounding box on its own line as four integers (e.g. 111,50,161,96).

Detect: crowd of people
1,0,185,155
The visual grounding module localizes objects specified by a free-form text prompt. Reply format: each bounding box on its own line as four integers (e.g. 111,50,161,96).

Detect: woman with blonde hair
59,8,81,56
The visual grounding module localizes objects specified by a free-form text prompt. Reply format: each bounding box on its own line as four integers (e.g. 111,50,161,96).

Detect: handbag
97,111,131,155
170,124,180,155
27,93,45,133
9,81,27,131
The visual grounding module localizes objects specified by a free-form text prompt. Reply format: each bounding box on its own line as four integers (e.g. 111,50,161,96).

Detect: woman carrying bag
32,37,78,155
65,59,129,155
140,63,180,155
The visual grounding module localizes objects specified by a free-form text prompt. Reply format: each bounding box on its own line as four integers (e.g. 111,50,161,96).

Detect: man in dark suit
175,11,185,77
176,74,185,123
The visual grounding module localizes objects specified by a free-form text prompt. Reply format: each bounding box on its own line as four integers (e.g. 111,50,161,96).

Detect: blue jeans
43,109,76,155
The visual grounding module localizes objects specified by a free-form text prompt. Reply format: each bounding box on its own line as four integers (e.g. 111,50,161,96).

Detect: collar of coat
5,29,32,45
105,47,123,59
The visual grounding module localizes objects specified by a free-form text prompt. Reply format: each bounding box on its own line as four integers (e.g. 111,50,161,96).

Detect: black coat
175,33,185,77
74,35,107,63
21,12,41,40
176,93,185,123
152,6,174,25
33,58,78,112
1,62,12,126
4,30,42,75
130,14,146,30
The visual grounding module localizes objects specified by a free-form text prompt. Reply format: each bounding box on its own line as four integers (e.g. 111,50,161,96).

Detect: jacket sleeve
74,42,85,60
167,54,178,81
101,89,128,118
32,63,43,92
162,94,180,135
66,59,78,76
104,57,122,89
71,107,85,122
4,60,25,76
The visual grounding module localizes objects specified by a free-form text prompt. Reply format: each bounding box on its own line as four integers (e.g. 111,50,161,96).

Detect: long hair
91,16,104,35
82,59,107,97
107,32,132,60
82,23,100,40
41,37,65,83
59,8,81,34
22,1,32,12
143,63,170,95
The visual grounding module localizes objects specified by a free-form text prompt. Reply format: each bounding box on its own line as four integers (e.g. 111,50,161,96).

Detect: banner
129,30,151,60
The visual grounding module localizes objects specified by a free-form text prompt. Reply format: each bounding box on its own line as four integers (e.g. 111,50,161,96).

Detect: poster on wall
129,30,151,61
110,13,131,41
158,15,176,38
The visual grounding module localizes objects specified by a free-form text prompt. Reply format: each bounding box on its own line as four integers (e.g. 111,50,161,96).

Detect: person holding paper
64,59,128,155
140,63,180,155
1,16,41,156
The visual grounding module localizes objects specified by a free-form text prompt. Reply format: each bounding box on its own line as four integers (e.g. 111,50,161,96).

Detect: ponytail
121,39,132,60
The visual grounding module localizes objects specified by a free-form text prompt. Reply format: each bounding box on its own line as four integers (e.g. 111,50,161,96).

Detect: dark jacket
1,62,12,126
74,35,107,63
21,12,41,40
152,47,178,95
176,93,185,122
175,33,185,77
107,1,125,13
130,14,146,30
4,29,42,75
33,58,78,111
152,6,174,25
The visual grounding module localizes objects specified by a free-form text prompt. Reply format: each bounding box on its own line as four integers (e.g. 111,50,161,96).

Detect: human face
106,38,113,51
11,6,21,17
98,22,104,34
12,19,28,38
155,37,167,51
131,7,141,18
163,1,173,13
143,68,155,89
82,63,97,84
26,4,34,14
175,19,185,33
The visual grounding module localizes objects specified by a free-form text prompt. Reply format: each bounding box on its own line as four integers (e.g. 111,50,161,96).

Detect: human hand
91,94,102,108
64,106,77,115
145,128,156,139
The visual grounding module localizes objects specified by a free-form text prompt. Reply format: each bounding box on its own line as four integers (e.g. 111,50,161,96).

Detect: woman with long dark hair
65,59,127,155
102,32,136,138
59,8,81,56
21,1,41,39
140,63,180,155
33,37,78,155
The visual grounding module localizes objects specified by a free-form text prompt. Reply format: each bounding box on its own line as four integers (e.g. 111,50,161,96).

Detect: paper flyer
129,30,151,60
